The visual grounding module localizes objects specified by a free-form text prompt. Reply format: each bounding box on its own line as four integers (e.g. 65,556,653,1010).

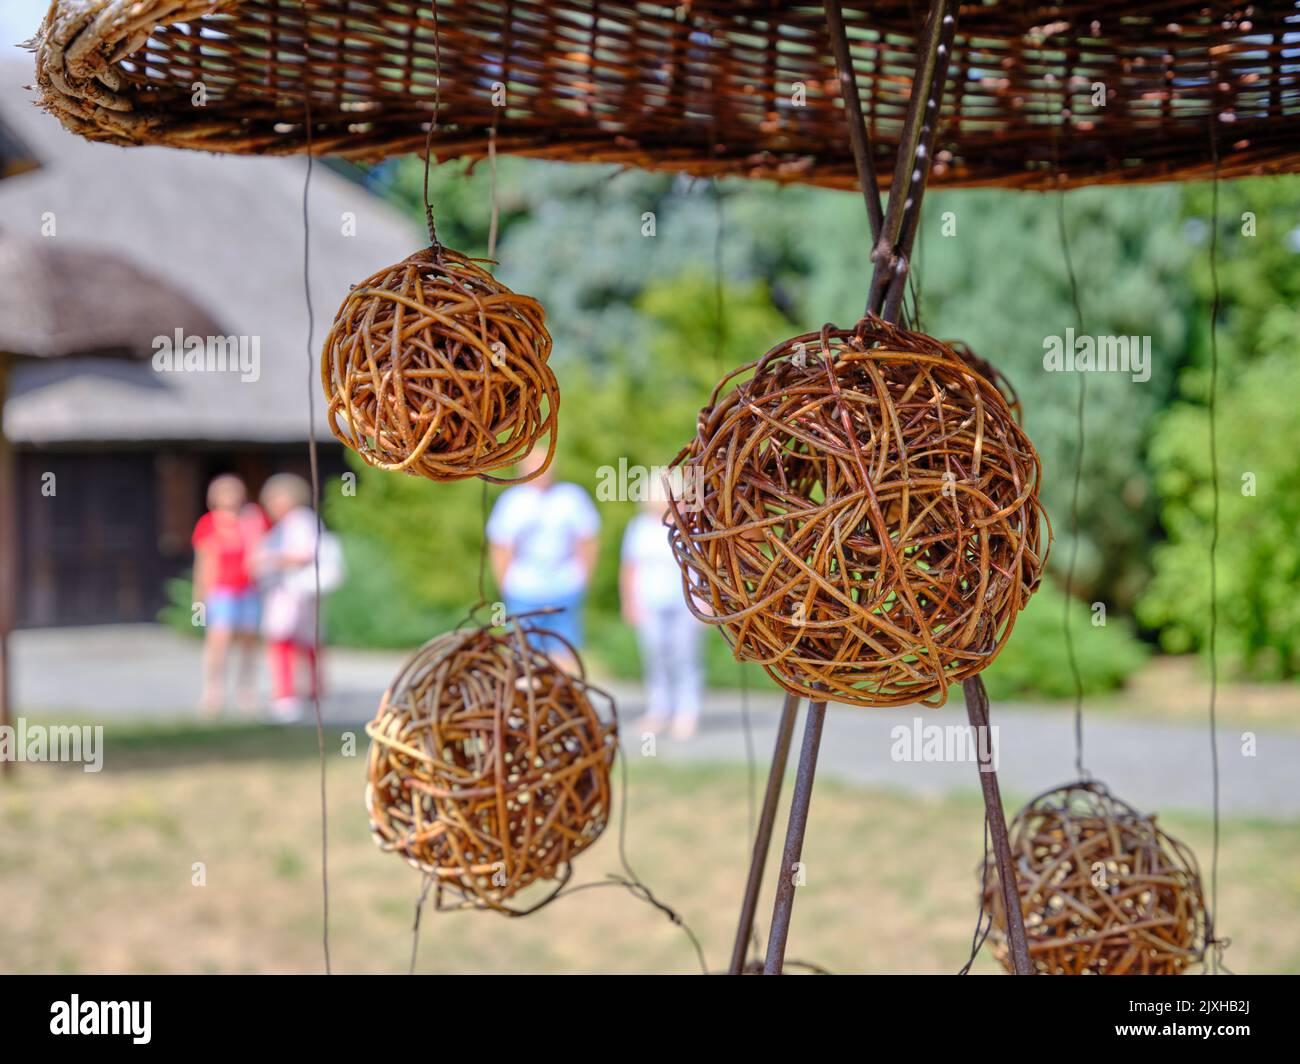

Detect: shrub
1139,312,1300,678
981,581,1150,702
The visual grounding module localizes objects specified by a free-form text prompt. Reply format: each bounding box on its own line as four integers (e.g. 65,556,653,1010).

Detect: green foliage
1179,175,1300,386
158,572,200,638
913,185,1193,611
982,582,1150,702
323,534,456,648
1139,317,1300,678
339,153,1300,697
324,451,491,626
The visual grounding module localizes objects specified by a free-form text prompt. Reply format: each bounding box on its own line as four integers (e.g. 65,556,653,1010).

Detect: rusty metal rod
880,2,957,324
824,0,884,244
763,698,827,974
728,692,801,974
748,0,961,974
963,675,1033,974
866,0,953,315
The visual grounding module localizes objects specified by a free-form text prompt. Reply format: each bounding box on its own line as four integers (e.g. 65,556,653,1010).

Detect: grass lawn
1,721,1297,974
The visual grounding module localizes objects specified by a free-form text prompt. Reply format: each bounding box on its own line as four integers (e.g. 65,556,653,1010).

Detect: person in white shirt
254,473,343,723
487,447,600,671
620,496,704,740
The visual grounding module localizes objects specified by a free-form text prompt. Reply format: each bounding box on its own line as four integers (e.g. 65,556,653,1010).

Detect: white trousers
636,605,703,724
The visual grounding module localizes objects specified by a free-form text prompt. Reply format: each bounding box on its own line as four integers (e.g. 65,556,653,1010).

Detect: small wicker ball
983,781,1209,975
365,623,617,914
321,245,558,483
665,316,1047,708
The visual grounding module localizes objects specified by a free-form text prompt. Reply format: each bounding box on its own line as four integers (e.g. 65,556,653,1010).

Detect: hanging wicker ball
983,781,1209,975
321,245,558,483
949,341,1022,425
665,316,1047,708
365,622,617,914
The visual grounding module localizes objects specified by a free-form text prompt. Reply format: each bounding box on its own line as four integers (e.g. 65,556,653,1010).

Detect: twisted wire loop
664,315,1048,708
321,245,558,484
365,621,618,915
983,781,1209,975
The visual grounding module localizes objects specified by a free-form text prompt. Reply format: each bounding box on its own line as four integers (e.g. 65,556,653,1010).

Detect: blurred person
192,473,267,717
488,447,599,671
620,496,703,740
255,473,343,722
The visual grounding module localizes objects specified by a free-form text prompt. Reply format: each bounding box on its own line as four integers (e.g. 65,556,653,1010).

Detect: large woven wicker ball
983,782,1208,975
665,316,1047,708
365,623,617,914
950,340,1022,425
322,246,558,483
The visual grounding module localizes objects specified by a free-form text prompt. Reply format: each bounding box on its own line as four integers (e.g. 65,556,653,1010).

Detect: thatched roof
0,60,421,445
0,234,224,359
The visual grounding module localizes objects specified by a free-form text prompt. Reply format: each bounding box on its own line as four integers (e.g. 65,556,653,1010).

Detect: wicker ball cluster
983,782,1208,975
365,623,617,914
322,245,558,483
665,316,1047,708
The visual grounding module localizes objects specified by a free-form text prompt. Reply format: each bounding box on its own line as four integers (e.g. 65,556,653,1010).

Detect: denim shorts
505,592,585,657
206,588,260,632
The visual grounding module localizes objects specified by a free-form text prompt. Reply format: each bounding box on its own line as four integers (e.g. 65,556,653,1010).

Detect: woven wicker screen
35,1,1300,189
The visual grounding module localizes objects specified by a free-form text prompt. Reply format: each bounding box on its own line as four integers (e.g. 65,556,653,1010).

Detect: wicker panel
33,0,1300,188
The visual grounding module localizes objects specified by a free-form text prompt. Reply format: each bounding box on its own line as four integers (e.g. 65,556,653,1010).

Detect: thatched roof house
0,60,420,445
0,60,422,625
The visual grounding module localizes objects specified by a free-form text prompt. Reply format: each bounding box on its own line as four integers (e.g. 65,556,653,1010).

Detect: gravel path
12,624,1297,818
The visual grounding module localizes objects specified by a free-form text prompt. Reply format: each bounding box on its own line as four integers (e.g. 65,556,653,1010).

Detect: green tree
1139,310,1300,678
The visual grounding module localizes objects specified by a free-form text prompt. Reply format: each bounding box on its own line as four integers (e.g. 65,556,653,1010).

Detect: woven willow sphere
950,341,1022,425
665,316,1047,708
321,246,558,483
365,623,617,914
983,782,1209,975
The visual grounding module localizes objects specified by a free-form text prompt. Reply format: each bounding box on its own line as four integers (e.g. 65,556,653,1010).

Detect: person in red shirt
192,474,267,716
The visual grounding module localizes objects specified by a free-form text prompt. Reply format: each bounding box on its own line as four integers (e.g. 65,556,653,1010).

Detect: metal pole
763,698,827,973
963,676,1033,974
728,692,800,974
752,0,959,973
880,5,957,324
824,0,884,242
865,0,953,315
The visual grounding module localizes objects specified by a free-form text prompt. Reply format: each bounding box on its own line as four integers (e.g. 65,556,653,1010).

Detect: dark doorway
16,442,346,627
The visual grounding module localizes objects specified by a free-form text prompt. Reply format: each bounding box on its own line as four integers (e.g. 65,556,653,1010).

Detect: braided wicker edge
29,0,1300,189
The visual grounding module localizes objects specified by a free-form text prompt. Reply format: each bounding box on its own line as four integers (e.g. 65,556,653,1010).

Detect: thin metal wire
1205,111,1224,975
958,814,993,974
487,123,500,260
1055,134,1089,780
507,741,712,973
711,175,761,965
421,0,443,250
408,873,435,974
298,0,331,977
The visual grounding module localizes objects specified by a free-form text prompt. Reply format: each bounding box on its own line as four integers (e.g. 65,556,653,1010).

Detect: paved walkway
11,625,1299,818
